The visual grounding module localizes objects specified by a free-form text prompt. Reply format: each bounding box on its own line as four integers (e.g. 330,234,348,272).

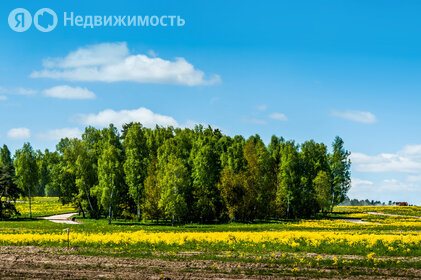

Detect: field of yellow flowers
14,197,76,217
0,201,420,278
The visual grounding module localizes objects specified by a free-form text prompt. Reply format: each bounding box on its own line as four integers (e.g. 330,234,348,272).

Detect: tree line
0,124,351,223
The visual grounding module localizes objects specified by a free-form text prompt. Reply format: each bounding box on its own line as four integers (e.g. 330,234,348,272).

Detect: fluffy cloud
257,105,267,111
16,88,37,95
31,42,220,86
43,85,96,99
348,177,420,203
76,107,179,128
269,112,288,121
332,110,377,124
7,127,30,139
37,128,82,140
242,117,266,125
350,145,421,204
352,145,421,173
352,178,374,187
0,95,7,101
0,86,37,95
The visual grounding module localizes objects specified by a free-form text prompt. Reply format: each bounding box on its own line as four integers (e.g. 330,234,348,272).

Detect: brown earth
0,246,419,279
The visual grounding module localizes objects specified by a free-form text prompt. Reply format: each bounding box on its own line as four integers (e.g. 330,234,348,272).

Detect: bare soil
0,246,419,279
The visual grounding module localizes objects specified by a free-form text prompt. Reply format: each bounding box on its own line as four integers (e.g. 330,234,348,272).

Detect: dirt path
365,212,421,219
42,213,79,225
0,246,419,280
339,218,372,224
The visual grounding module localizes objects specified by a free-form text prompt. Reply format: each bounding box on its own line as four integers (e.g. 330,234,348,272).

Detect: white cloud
16,88,37,95
269,112,288,121
147,49,158,57
0,95,7,101
242,117,266,125
43,85,96,100
348,177,421,203
31,42,220,86
37,128,82,140
352,145,421,173
352,178,374,187
350,145,421,204
7,127,30,140
0,87,38,95
332,110,377,124
257,105,267,111
76,107,179,128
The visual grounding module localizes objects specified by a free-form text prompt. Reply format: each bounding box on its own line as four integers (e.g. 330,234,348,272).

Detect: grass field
0,199,420,279
13,197,76,218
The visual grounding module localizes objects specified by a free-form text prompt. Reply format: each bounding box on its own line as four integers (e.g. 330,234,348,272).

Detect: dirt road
42,213,79,225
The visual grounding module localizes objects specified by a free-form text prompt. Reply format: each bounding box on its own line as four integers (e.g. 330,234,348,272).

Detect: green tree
95,140,122,224
329,136,351,211
158,155,189,225
14,143,39,218
123,123,149,221
75,141,99,218
143,156,162,221
1,145,13,166
35,150,48,196
0,145,20,218
191,127,223,222
218,166,244,221
313,170,331,212
276,141,301,219
299,140,330,217
243,136,276,220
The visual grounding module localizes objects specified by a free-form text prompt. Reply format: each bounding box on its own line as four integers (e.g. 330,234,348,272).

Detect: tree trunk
28,189,32,219
330,193,335,213
84,185,95,216
137,204,141,221
108,185,114,225
79,202,86,219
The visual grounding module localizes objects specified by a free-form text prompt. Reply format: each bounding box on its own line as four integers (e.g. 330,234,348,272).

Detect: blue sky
2,0,421,204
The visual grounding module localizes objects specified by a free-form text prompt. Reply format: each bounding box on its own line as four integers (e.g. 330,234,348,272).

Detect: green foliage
93,128,124,223
329,136,351,210
0,124,352,223
0,145,20,218
123,123,148,220
158,154,189,224
191,126,223,222
313,170,331,212
142,156,162,221
14,143,39,218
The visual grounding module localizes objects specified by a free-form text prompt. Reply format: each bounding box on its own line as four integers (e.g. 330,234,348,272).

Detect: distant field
0,200,419,279
335,205,421,217
13,197,76,218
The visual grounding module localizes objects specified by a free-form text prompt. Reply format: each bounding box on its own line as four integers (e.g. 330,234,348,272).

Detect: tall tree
0,145,20,218
14,143,39,218
276,141,301,219
329,136,351,211
191,127,223,222
218,166,244,221
158,154,189,225
143,156,162,221
313,170,331,213
123,123,148,221
36,150,48,196
75,141,99,218
95,142,121,224
0,145,13,166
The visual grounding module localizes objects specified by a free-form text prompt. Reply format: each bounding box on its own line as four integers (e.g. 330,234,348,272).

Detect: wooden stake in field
63,228,69,249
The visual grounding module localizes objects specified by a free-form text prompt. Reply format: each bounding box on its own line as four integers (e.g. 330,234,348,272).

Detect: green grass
0,199,420,275
13,197,76,218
